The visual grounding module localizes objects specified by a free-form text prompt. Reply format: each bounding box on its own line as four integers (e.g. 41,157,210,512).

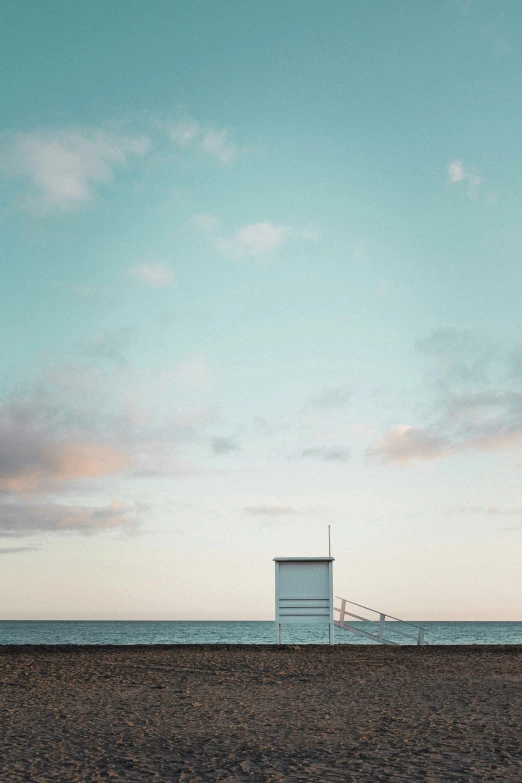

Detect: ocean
0,620,521,645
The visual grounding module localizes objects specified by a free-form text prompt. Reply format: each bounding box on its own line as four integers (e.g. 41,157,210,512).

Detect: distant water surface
0,621,521,645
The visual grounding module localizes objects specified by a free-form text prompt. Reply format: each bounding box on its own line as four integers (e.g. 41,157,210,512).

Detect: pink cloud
0,441,131,493
369,425,447,464
370,425,522,466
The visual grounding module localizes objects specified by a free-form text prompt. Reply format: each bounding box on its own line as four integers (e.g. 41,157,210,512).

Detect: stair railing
335,597,428,645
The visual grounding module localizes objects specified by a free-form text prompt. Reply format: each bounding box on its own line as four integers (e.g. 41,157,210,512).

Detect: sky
0,0,521,621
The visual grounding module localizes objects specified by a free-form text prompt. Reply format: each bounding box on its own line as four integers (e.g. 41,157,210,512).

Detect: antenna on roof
328,524,331,557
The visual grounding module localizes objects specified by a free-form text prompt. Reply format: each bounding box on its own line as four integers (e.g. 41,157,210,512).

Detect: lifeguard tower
274,556,335,644
274,554,429,646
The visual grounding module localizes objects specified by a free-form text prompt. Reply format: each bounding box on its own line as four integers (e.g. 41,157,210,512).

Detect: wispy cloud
0,128,149,212
0,546,39,554
244,505,298,516
304,386,352,411
0,499,136,537
369,402,522,465
440,505,486,516
0,384,129,493
415,325,493,385
216,222,318,259
191,212,220,232
0,112,249,213
447,159,485,199
167,117,241,164
367,419,522,465
211,436,239,455
299,446,351,462
130,263,175,288
486,506,522,517
217,222,289,258
0,360,222,542
441,504,522,531
369,327,522,465
82,326,135,367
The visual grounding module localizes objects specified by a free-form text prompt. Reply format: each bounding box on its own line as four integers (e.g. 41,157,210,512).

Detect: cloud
82,326,135,366
416,325,472,354
217,222,290,258
130,263,175,288
168,117,240,164
217,222,319,259
304,386,352,411
167,117,200,148
0,546,39,554
0,366,222,544
447,160,485,199
442,505,522,516
371,417,522,466
0,128,149,211
0,112,251,213
464,428,522,452
486,506,522,516
131,460,208,478
370,327,522,465
244,505,298,516
299,447,351,462
441,505,522,529
201,129,237,164
369,425,447,464
448,160,466,182
42,363,104,393
0,438,130,494
0,499,135,537
211,436,239,454
440,505,487,516
0,390,131,493
466,175,485,199
191,212,220,233
415,326,493,386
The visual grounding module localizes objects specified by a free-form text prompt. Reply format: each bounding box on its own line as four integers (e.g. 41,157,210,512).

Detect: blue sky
0,0,521,620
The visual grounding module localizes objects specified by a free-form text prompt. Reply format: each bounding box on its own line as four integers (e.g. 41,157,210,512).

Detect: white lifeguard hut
274,556,335,644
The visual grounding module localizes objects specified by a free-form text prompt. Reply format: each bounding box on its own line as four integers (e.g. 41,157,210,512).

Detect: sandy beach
0,645,521,782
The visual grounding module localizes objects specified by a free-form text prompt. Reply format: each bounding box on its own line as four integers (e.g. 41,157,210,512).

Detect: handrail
334,607,374,623
335,596,427,633
335,596,428,645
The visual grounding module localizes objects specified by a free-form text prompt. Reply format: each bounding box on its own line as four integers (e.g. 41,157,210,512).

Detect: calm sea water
0,621,521,645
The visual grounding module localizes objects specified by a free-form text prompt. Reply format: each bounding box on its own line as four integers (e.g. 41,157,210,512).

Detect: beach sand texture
0,644,521,782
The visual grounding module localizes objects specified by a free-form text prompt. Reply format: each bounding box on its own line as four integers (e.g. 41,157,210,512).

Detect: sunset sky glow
1,0,521,620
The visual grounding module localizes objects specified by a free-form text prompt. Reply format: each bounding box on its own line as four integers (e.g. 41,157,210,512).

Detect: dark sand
0,645,521,782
